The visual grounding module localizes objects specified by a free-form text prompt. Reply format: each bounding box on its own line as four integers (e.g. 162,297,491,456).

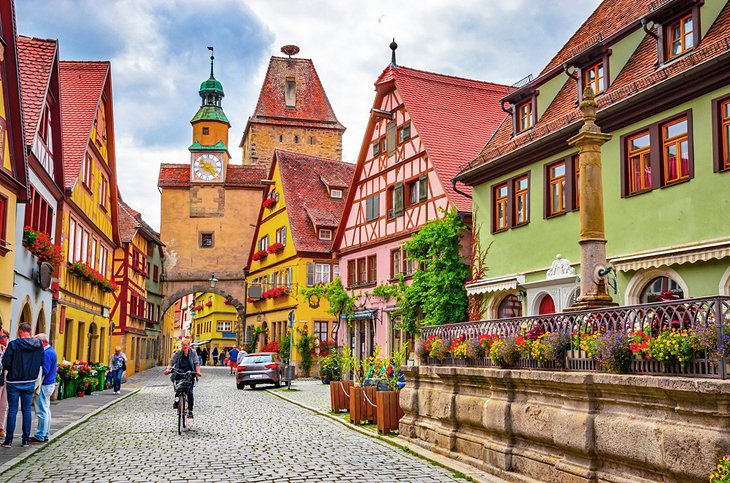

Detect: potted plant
319,349,341,384
375,345,408,434
350,349,379,426
330,347,354,413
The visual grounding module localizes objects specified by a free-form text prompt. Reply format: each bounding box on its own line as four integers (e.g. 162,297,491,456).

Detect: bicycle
170,369,195,435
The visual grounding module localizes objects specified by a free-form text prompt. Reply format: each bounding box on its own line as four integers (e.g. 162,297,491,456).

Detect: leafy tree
401,208,469,333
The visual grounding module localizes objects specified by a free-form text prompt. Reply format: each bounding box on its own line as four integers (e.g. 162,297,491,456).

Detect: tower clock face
192,153,223,182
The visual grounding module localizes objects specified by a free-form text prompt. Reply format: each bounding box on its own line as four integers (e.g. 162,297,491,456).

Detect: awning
610,239,730,272
340,309,377,320
191,339,211,347
465,274,525,296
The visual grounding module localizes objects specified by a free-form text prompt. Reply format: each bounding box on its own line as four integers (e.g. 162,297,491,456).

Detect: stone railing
420,295,730,379
399,365,730,482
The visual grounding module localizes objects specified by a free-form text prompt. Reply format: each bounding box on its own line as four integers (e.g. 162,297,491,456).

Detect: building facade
11,35,65,337
0,2,29,333
189,291,238,357
55,60,120,363
333,61,509,359
111,199,164,376
456,0,730,317
245,150,353,374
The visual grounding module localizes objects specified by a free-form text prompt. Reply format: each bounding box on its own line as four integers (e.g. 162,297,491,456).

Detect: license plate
250,374,265,379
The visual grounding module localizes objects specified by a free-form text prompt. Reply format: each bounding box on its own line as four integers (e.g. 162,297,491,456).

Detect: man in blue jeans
1,323,44,448
30,334,56,444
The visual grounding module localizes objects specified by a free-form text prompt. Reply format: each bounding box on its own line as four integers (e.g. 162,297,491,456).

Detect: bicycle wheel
181,394,187,429
177,395,183,435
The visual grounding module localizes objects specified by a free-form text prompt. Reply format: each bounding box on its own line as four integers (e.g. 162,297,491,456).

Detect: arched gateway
158,51,265,344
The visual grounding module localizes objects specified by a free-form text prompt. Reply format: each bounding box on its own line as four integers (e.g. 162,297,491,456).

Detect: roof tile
16,36,56,147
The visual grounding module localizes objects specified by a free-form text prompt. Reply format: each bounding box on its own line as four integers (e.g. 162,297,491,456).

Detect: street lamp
209,274,218,289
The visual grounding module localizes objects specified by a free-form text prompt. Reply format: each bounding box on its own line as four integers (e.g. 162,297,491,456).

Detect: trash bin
283,365,296,382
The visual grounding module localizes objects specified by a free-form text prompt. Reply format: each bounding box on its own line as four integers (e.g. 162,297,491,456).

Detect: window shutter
287,267,293,288
282,226,287,246
387,122,396,156
306,262,315,287
418,176,428,202
393,182,404,215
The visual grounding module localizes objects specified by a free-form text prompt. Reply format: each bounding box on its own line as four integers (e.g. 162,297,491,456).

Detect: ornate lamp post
567,87,618,310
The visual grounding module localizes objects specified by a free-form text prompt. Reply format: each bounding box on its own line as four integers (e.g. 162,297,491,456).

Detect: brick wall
243,123,343,168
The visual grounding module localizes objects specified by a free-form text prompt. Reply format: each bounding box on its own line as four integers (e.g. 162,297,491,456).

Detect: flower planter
96,372,106,391
63,379,77,398
376,390,404,435
349,386,377,425
77,391,85,398
330,380,352,413
321,377,330,385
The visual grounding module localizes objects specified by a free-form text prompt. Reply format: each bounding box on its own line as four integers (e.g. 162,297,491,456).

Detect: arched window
641,276,684,303
498,294,522,319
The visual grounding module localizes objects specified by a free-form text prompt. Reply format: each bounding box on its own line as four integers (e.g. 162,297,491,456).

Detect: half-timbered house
11,36,64,336
332,60,509,360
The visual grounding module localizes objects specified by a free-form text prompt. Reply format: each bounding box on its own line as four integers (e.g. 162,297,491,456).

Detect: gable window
365,194,379,222
388,182,404,219
82,155,92,187
666,14,694,60
387,121,396,156
99,175,109,210
517,100,534,133
582,61,605,95
200,232,214,248
276,226,287,246
24,187,53,236
662,117,690,185
713,96,730,172
547,161,566,216
278,134,283,143
257,234,269,252
398,123,411,143
492,172,530,232
330,189,343,199
621,111,694,197
372,139,381,158
285,78,296,108
318,229,333,241
153,265,159,282
408,176,428,205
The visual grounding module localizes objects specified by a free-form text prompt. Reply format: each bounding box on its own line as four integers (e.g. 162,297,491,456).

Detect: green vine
299,277,358,325
247,325,267,352
400,208,470,333
295,327,316,376
371,273,406,305
279,331,291,364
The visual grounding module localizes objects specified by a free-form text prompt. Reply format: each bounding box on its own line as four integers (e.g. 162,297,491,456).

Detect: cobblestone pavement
0,366,461,482
270,379,331,413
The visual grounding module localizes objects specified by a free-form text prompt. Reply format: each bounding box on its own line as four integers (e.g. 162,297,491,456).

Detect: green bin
57,379,65,400
95,371,105,391
63,378,77,398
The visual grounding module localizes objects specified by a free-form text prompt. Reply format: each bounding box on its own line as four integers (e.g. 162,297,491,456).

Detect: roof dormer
641,0,704,66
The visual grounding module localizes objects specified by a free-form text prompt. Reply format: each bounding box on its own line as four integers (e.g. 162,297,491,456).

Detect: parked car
236,352,285,390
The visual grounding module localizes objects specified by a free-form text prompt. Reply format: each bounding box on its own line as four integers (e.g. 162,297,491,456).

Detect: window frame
513,175,530,227
656,6,701,64
711,95,730,173
514,97,536,134
275,226,287,246
200,232,214,248
257,234,269,252
0,193,7,250
546,160,567,217
390,249,402,279
318,228,333,241
620,110,694,197
367,255,377,283
330,189,343,199
543,154,580,219
661,116,691,186
493,182,509,233
491,171,531,233
398,122,411,144
580,59,608,97
365,194,380,222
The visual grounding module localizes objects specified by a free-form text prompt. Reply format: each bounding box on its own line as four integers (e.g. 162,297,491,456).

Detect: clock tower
190,48,228,183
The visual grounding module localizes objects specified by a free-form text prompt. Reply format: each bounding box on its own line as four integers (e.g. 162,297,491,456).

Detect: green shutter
393,182,404,215
419,176,428,202
387,122,396,156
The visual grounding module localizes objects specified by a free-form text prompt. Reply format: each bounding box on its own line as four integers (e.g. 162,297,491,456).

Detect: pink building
333,54,509,360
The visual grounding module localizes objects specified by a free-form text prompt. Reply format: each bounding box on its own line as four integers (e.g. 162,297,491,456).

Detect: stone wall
399,365,730,482
243,123,343,168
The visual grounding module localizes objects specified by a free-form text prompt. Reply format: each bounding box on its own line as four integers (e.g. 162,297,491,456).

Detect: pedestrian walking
109,346,127,395
212,347,219,366
1,323,44,448
0,330,9,439
30,334,56,444
228,346,239,375
201,348,209,366
223,350,229,368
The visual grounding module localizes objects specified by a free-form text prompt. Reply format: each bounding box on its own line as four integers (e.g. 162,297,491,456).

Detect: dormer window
517,100,534,133
666,13,694,60
582,61,605,95
285,78,296,108
330,189,343,199
318,229,333,241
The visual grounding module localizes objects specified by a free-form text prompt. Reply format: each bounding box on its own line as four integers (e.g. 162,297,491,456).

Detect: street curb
265,388,504,483
0,388,141,476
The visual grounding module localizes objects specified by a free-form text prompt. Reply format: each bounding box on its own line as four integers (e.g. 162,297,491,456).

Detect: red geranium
262,197,277,209
252,250,269,261
267,242,284,254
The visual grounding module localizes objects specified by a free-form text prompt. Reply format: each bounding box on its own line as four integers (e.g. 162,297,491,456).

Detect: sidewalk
0,367,159,470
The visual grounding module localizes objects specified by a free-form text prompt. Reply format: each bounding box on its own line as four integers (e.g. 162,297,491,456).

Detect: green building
456,0,730,318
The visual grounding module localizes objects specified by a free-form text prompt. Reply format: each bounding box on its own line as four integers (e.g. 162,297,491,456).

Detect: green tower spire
191,46,230,125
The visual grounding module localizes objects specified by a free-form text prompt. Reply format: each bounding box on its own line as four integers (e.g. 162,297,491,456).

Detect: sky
16,0,602,230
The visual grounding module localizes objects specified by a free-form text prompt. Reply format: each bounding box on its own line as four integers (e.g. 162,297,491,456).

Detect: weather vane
208,46,214,76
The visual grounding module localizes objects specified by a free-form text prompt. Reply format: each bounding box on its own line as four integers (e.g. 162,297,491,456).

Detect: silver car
236,352,285,390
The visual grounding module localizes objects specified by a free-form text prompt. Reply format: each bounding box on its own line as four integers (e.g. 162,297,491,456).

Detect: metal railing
420,296,730,379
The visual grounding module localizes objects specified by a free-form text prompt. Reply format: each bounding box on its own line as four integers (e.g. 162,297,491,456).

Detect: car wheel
274,376,281,388
251,384,257,389
236,382,245,390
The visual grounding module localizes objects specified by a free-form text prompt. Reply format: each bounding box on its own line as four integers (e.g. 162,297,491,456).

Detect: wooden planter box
329,380,353,413
349,385,377,425
376,390,404,434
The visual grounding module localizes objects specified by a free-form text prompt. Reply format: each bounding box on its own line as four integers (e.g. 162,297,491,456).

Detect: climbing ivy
299,277,358,324
400,208,470,333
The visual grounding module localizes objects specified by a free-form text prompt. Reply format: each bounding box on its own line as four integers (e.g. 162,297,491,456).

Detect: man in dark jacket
164,339,202,419
1,323,44,448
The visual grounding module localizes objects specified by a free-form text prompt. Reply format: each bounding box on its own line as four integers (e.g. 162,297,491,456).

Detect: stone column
567,87,617,310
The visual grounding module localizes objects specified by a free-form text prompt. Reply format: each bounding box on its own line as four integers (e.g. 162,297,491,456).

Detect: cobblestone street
0,367,461,482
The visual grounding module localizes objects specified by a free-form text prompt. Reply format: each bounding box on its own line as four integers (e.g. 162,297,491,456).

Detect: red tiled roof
276,150,354,253
17,36,57,147
378,65,510,212
465,1,730,174
157,163,266,188
59,61,109,189
245,57,345,132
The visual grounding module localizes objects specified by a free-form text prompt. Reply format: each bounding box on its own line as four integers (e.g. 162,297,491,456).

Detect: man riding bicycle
164,339,202,419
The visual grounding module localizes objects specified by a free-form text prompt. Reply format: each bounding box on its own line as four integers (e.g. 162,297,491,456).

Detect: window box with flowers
246,297,256,304
267,242,285,254
262,196,277,209
194,304,203,311
23,227,62,269
262,287,289,299
67,262,119,293
252,250,269,261
205,300,213,307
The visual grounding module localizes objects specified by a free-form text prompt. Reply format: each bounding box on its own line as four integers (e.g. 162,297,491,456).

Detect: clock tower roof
191,47,230,126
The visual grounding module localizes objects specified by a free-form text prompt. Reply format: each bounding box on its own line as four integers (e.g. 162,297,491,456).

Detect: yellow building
111,199,164,377
0,13,29,332
189,292,238,358
160,305,175,362
245,150,353,374
55,61,120,364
